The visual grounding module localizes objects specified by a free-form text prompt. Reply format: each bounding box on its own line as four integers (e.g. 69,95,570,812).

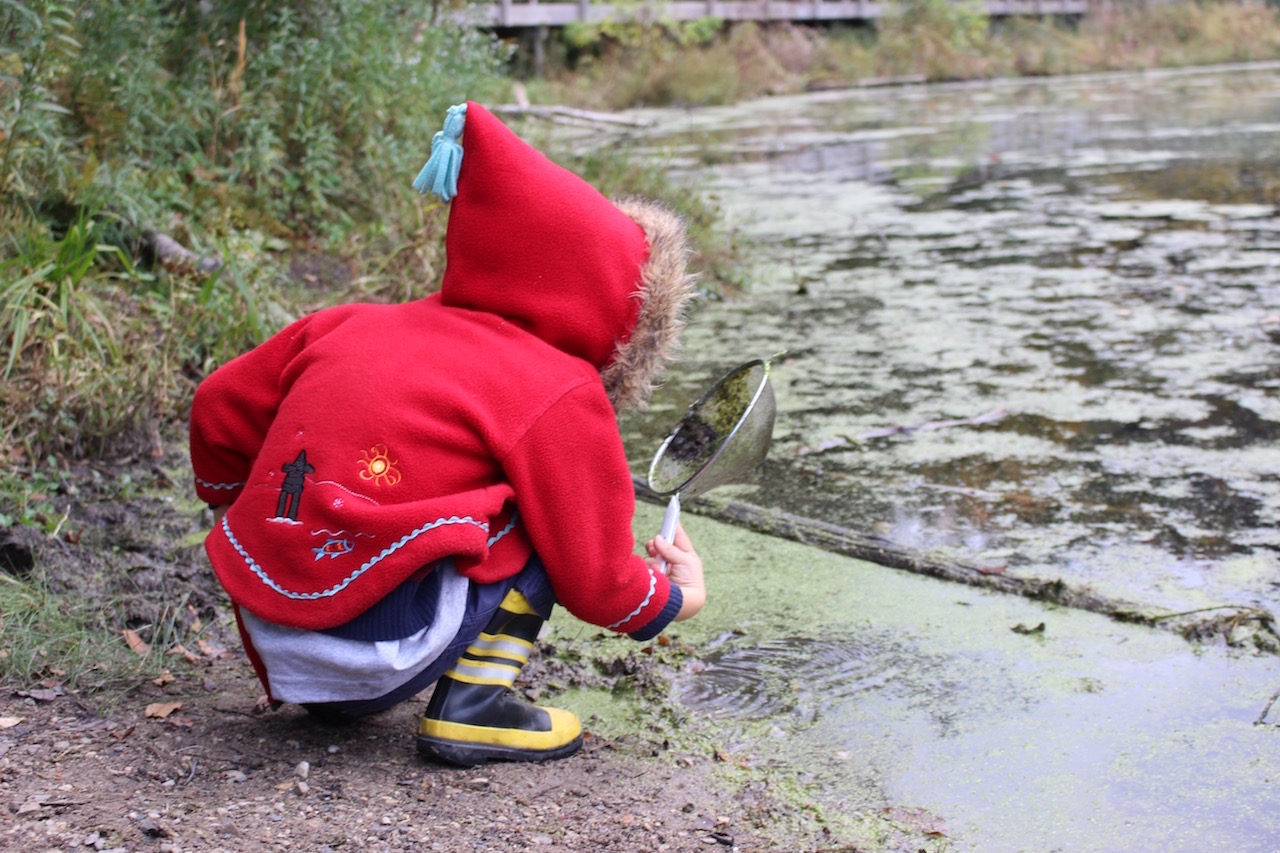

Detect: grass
0,566,185,702
1,0,513,460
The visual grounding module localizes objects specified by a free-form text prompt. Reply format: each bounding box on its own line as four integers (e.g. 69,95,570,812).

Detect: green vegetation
2,0,509,465
0,565,181,701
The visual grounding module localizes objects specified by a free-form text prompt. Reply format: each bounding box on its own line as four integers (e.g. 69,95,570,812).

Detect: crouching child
188,102,704,767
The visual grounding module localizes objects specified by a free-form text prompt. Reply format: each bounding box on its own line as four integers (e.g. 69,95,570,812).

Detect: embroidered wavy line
311,478,379,505
607,564,658,630
487,508,520,547
311,528,375,539
222,514,490,601
196,476,245,491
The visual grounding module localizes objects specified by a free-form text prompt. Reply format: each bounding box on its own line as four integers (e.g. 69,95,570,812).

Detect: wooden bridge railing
457,0,1090,28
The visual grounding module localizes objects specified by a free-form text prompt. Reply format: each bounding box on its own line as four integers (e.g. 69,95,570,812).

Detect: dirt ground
0,658,794,852
0,447,853,853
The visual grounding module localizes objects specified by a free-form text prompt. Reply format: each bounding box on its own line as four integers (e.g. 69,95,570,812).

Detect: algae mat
610,64,1280,625
565,502,1280,851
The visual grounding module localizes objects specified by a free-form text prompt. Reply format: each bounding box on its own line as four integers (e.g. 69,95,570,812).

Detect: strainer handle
656,493,680,575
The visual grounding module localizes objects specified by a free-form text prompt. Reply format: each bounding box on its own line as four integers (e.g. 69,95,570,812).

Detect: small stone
294,760,310,780
294,780,310,796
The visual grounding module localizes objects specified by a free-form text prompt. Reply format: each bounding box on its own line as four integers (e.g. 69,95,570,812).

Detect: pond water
611,62,1280,618
552,64,1280,850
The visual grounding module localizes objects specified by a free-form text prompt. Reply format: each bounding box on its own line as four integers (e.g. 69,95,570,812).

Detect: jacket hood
428,103,697,411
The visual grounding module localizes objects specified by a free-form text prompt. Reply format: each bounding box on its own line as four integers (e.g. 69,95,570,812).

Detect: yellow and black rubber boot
417,589,583,767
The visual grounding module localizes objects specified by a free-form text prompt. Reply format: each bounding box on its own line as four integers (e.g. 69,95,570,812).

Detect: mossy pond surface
571,63,1280,850
610,62,1280,617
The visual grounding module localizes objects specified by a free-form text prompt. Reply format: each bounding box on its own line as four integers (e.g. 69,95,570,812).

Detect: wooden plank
458,0,1089,27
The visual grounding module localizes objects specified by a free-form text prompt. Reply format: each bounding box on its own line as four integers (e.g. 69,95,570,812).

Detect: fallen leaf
17,688,61,702
0,717,24,728
152,669,175,686
123,629,151,656
144,701,182,719
167,643,202,664
197,638,228,658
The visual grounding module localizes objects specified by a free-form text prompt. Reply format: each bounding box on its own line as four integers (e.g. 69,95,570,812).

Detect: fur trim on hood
603,197,699,412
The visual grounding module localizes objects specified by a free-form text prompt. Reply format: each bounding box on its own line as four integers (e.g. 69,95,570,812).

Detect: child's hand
646,522,705,621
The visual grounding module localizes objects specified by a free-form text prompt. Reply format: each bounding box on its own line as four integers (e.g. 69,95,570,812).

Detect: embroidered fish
312,538,354,561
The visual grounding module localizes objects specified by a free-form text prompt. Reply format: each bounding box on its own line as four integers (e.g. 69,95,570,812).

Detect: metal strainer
647,359,777,569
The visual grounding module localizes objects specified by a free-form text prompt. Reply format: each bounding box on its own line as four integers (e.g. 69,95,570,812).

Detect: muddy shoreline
0,444,942,851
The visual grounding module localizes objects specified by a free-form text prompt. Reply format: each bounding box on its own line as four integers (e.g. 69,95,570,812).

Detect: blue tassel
413,103,468,202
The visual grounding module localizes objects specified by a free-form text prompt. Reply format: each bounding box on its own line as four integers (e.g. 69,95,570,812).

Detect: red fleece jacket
191,103,692,641
190,295,676,636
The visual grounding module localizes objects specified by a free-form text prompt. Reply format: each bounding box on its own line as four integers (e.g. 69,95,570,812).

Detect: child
189,102,705,767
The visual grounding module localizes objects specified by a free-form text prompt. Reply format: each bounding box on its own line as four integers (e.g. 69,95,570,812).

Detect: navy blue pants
301,554,556,721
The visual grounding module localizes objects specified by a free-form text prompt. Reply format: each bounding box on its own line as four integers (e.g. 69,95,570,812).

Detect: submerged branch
634,477,1279,651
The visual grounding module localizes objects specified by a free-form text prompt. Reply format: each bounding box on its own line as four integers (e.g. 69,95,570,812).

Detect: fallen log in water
633,476,1278,650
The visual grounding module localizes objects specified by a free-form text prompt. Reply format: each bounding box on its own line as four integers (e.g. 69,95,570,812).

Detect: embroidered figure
358,444,402,487
276,450,315,521
312,538,354,561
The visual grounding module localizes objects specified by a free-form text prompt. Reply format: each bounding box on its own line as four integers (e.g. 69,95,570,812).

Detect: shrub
1,1,510,462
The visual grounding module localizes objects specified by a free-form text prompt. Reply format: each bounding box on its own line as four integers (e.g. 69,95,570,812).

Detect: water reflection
615,66,1280,614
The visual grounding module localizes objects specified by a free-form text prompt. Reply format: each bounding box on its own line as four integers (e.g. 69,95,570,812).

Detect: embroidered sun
358,444,402,486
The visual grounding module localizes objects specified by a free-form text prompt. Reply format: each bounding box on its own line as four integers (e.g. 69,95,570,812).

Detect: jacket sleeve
499,380,681,640
189,313,322,507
